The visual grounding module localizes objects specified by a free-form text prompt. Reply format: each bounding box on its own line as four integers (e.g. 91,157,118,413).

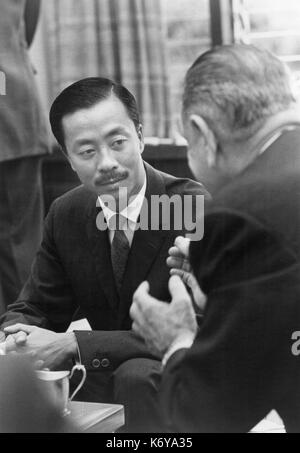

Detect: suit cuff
162,334,195,368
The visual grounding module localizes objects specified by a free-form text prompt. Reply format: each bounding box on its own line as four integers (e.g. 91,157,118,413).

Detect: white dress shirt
73,178,146,365
98,178,147,247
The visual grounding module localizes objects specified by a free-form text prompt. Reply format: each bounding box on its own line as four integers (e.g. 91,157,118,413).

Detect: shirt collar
98,177,147,227
258,124,300,156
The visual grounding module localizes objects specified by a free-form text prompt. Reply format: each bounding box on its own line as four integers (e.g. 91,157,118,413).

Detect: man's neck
247,107,300,157
224,106,300,175
210,106,300,196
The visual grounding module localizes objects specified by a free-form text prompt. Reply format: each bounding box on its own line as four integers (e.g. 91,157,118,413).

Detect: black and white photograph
0,0,299,435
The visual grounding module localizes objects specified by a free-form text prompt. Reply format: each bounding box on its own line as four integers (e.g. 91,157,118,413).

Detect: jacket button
101,358,110,368
92,359,101,369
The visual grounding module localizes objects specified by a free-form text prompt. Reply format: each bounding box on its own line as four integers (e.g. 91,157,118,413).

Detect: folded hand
4,324,77,370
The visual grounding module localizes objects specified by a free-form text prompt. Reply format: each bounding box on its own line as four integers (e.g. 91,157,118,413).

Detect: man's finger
169,268,187,278
4,324,35,335
166,255,190,269
167,258,191,274
170,271,207,311
14,331,28,346
5,334,15,346
168,246,184,258
134,281,150,299
174,236,190,256
168,275,191,304
4,335,17,354
133,281,154,309
166,256,181,268
130,294,154,324
190,283,207,311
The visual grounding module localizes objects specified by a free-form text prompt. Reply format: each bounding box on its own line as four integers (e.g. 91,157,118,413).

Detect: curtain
44,0,171,137
232,0,251,44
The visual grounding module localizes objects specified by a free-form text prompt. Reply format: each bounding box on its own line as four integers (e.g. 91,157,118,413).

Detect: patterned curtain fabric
44,0,171,137
232,0,251,44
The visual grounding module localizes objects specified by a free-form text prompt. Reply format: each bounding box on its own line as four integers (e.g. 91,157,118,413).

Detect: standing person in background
0,0,49,314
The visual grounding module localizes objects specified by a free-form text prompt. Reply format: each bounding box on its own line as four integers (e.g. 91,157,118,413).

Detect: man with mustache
0,77,208,432
131,45,300,432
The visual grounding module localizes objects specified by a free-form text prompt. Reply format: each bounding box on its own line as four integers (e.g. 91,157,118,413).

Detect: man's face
63,96,145,203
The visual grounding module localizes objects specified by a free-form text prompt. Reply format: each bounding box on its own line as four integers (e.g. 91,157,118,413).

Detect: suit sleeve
0,201,76,332
160,211,300,433
75,330,158,371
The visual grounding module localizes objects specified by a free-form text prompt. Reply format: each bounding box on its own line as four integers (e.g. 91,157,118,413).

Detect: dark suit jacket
0,162,208,372
161,128,300,433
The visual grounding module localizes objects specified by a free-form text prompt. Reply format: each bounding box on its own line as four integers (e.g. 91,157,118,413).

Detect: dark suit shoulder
190,209,298,294
51,185,94,208
207,145,300,260
48,185,96,219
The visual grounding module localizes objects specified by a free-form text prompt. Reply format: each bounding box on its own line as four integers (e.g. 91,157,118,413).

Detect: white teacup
36,364,86,416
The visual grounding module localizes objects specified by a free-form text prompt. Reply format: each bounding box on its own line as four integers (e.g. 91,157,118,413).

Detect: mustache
95,170,129,185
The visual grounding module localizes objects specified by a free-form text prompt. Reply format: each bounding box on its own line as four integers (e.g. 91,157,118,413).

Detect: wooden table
69,401,125,433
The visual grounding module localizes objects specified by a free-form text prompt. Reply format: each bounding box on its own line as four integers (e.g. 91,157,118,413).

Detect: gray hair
183,44,297,142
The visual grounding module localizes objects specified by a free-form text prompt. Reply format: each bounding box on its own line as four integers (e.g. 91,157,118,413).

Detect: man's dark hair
49,77,141,150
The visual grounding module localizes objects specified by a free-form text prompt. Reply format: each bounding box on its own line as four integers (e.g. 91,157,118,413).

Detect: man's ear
189,114,218,168
137,124,145,154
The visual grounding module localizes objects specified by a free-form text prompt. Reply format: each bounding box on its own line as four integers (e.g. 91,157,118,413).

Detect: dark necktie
110,215,130,294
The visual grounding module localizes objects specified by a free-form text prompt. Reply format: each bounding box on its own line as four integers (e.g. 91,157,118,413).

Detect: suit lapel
86,196,119,311
85,163,171,321
118,163,169,324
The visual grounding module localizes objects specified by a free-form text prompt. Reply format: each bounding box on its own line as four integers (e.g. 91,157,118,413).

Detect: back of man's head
183,44,297,143
49,77,140,151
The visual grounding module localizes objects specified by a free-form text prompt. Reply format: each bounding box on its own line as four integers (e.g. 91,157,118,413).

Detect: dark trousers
113,358,165,433
0,156,44,313
72,358,165,432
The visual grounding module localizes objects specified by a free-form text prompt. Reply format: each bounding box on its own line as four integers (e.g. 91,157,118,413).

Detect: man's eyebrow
104,127,129,138
74,127,129,146
75,138,94,147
